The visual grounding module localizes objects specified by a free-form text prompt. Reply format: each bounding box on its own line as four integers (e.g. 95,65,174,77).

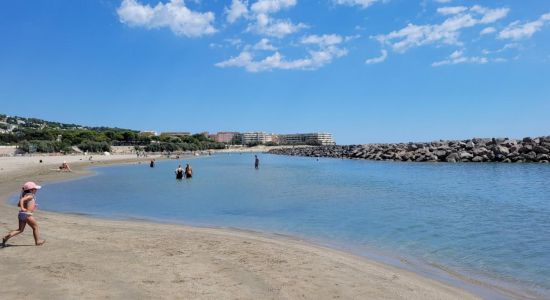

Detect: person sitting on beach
59,161,71,172
185,163,193,178
2,182,46,247
175,165,184,180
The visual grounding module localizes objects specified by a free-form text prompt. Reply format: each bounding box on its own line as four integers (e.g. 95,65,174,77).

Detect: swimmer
175,165,184,179
185,163,193,178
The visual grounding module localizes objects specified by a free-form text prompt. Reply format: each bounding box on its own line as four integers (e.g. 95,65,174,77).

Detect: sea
17,153,550,298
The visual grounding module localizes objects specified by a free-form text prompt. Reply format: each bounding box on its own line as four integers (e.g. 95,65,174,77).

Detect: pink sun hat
22,182,42,191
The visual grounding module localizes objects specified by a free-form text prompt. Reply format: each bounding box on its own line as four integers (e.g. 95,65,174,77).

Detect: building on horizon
277,133,335,145
214,132,240,144
241,132,274,145
160,131,191,138
139,131,158,137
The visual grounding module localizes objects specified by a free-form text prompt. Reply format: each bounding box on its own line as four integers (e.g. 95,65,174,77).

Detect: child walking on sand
2,182,46,247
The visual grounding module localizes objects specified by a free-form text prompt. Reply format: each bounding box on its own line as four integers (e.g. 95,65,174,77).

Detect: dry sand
0,155,482,299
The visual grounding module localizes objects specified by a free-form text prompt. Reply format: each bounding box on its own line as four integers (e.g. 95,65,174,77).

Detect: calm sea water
25,154,550,297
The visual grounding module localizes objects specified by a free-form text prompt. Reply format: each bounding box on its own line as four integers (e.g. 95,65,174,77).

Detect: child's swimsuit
18,195,35,222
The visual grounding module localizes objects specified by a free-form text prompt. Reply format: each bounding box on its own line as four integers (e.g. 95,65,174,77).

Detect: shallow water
28,154,550,297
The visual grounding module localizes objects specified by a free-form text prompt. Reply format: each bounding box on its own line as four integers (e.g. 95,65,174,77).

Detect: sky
0,0,549,144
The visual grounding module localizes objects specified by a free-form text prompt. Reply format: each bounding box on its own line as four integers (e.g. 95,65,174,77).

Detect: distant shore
0,154,504,299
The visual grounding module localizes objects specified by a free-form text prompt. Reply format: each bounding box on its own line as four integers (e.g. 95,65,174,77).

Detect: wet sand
0,155,481,299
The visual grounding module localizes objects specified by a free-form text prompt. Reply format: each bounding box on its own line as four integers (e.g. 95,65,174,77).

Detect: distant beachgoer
150,159,155,168
39,159,43,163
255,155,260,169
2,182,46,247
175,165,184,180
185,164,193,178
59,161,71,172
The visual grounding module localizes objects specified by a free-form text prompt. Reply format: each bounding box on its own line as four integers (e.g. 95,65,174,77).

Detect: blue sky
1,0,549,144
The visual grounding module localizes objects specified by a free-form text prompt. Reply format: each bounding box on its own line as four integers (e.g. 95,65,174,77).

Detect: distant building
214,132,240,144
277,133,335,145
139,131,158,137
241,132,273,145
160,131,191,138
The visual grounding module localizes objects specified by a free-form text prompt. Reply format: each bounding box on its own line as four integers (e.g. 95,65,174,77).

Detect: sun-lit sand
0,155,481,299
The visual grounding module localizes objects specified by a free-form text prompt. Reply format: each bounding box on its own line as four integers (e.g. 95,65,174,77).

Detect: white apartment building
241,132,273,145
278,133,335,145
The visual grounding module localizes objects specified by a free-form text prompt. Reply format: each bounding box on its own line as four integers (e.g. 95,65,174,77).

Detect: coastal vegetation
0,114,224,153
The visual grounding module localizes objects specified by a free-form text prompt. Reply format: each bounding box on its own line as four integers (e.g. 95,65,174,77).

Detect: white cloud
225,0,248,23
480,27,496,35
248,16,307,37
333,0,380,9
376,5,509,53
252,38,277,50
117,0,216,37
301,34,343,46
365,49,388,64
432,50,488,66
499,12,550,40
251,0,296,14
243,0,306,38
216,33,348,72
437,6,467,16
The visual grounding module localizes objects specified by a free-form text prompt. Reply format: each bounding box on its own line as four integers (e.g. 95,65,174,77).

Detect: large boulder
473,147,489,156
459,151,474,159
534,145,549,154
472,156,484,162
494,145,510,155
446,153,460,163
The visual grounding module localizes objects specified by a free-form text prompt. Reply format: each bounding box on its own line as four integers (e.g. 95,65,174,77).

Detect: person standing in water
175,164,184,180
255,155,260,169
150,159,155,168
185,163,193,178
2,182,46,247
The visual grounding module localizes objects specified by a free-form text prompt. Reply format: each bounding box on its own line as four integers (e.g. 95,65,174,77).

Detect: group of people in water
2,154,260,248
175,164,193,179
149,159,193,179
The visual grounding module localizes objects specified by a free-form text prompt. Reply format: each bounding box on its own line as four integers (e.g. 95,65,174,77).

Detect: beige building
277,133,335,145
241,132,273,145
160,132,191,138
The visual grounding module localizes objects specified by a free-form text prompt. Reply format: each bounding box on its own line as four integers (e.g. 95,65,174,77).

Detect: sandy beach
0,155,482,299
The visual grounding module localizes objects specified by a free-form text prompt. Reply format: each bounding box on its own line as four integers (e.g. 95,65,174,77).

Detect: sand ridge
0,155,481,299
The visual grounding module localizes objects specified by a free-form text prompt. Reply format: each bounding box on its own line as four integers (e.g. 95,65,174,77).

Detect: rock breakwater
269,136,550,163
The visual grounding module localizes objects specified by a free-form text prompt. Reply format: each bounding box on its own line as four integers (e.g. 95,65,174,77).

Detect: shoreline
0,155,525,299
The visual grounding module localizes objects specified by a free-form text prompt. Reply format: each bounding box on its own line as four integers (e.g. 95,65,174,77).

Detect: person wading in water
185,163,193,178
175,165,184,180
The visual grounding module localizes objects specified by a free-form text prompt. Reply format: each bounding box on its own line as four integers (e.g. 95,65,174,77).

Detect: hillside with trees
0,114,224,153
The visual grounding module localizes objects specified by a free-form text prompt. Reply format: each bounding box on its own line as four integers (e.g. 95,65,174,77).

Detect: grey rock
446,153,460,163
494,145,510,155
472,156,484,162
534,146,549,154
459,151,473,159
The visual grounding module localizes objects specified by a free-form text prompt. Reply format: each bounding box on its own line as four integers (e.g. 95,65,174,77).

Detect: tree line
0,126,224,153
